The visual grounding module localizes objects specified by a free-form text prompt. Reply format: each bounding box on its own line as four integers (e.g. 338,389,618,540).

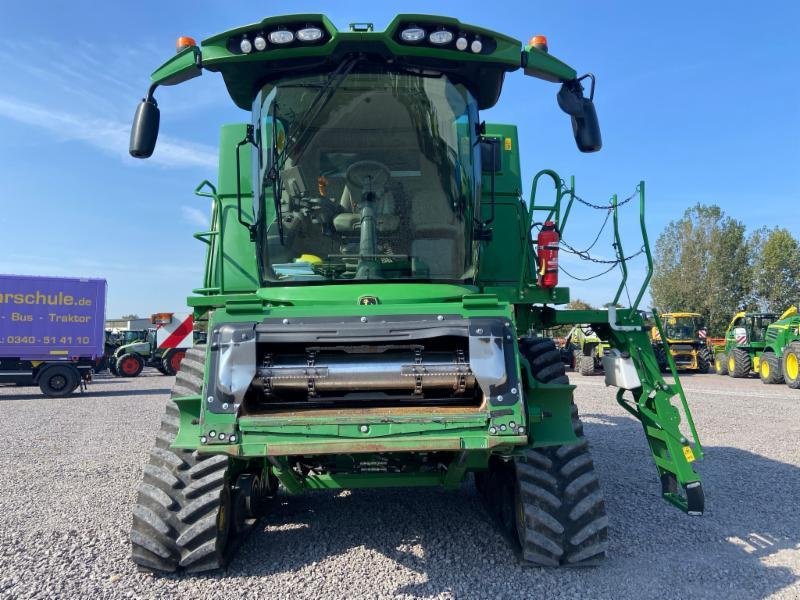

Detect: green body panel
140,13,703,511
764,315,800,355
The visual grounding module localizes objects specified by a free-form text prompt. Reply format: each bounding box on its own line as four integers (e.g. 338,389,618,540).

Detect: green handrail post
529,169,564,230
611,195,628,306
559,175,576,234
632,181,651,311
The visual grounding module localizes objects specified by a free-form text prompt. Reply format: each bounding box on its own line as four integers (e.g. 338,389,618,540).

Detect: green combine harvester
127,14,704,573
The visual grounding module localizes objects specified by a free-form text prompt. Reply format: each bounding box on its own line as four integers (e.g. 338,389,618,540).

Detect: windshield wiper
274,56,362,169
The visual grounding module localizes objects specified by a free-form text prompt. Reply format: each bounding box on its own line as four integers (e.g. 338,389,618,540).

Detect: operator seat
333,184,400,233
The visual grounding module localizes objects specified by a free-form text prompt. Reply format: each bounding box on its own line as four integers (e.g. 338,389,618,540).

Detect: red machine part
537,221,559,288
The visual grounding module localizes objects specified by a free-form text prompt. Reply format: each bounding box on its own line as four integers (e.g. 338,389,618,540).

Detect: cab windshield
252,64,479,283
664,316,701,340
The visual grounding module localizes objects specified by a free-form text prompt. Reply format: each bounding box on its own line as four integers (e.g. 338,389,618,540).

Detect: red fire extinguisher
537,221,560,288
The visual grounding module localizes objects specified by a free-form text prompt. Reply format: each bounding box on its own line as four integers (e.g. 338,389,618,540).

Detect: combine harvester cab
125,14,704,573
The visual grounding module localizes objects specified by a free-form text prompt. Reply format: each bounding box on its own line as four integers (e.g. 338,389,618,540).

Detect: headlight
455,36,468,51
253,35,267,51
239,38,253,54
296,27,323,42
429,30,453,45
470,38,483,53
400,27,426,42
269,30,295,45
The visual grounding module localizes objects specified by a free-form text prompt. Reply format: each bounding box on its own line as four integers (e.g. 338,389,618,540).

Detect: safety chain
566,187,638,211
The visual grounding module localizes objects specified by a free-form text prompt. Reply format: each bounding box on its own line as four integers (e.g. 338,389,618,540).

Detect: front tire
577,355,595,376
117,353,144,378
130,346,247,573
480,338,608,567
728,349,751,378
782,343,800,389
759,351,783,384
697,347,712,374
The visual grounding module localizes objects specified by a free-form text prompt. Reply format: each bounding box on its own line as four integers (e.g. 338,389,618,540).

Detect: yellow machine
650,312,712,372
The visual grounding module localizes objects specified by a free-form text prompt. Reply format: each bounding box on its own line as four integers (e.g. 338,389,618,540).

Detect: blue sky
0,1,797,316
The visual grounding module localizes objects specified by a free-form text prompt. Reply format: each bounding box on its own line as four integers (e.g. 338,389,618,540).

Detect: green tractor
564,325,609,376
111,313,193,377
713,311,779,379
126,14,704,573
761,306,800,387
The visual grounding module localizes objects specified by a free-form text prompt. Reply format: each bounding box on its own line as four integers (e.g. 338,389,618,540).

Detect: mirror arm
145,82,159,103
235,125,257,241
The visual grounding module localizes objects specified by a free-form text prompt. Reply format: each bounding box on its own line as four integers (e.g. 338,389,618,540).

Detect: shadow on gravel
0,388,171,401
127,404,800,598
168,412,800,598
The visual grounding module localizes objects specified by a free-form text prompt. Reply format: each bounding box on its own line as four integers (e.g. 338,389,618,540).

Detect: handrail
632,181,651,311
528,169,564,230
194,180,218,198
193,179,221,294
559,175,576,233
611,195,628,305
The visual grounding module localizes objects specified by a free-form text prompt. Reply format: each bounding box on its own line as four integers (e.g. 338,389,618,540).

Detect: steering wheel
345,160,391,192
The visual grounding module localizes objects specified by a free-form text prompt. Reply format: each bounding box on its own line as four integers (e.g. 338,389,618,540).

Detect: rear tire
782,343,800,389
480,338,608,567
728,349,751,378
38,365,80,397
759,351,783,384
162,349,187,376
130,345,249,574
714,352,728,375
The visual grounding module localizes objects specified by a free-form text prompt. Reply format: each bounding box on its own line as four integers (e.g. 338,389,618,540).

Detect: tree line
649,204,800,335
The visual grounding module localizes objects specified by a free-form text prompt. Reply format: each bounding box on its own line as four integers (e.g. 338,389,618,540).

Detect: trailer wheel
782,343,800,389
759,352,783,384
130,346,256,574
38,365,80,397
714,353,728,375
117,354,145,377
480,338,608,567
728,349,751,378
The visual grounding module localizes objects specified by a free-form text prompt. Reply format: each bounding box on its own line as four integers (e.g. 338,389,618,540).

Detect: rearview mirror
129,98,160,158
557,75,602,153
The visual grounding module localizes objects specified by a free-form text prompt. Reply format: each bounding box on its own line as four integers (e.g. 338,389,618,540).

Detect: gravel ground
0,369,798,599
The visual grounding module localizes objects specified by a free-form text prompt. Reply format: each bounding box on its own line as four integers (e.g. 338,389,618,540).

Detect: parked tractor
651,312,712,373
111,313,193,377
761,306,800,387
564,325,608,375
713,311,779,379
126,14,704,573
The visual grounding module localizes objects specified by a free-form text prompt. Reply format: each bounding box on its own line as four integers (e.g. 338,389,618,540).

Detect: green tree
752,228,800,313
651,204,752,335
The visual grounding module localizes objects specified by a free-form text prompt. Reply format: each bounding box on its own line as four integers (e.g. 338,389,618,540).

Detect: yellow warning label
49,350,69,355
682,446,695,462
504,137,512,151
